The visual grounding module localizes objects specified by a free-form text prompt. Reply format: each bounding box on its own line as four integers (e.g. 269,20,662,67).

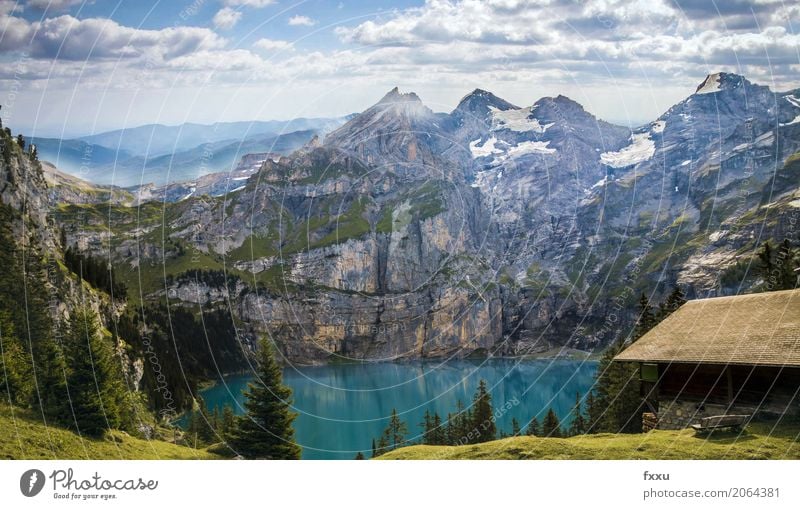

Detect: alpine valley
5,73,800,409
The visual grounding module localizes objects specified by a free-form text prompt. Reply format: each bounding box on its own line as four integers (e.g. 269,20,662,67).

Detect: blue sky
2,0,799,137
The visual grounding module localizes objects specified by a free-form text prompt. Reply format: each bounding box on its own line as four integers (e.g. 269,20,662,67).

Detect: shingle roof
614,289,800,367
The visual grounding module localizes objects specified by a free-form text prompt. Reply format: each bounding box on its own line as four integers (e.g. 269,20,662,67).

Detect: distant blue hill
31,129,320,187
76,117,348,158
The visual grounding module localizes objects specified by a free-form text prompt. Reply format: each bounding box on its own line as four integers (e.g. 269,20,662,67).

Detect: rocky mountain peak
377,87,422,105
528,94,596,125
454,89,518,115
304,133,322,150
694,72,751,95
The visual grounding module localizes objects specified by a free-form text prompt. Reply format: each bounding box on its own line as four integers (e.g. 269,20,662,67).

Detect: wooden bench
690,415,749,433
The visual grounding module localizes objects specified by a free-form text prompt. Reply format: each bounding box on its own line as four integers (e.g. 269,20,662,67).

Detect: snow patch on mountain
780,95,800,126
780,116,800,127
696,73,722,95
469,137,505,158
507,140,556,157
591,176,610,190
490,106,553,133
600,132,656,168
651,120,666,133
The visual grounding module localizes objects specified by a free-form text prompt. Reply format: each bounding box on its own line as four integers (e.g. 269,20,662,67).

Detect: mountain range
40,72,800,362
29,117,350,187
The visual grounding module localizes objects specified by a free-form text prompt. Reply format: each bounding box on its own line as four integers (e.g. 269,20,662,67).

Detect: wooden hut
614,289,800,429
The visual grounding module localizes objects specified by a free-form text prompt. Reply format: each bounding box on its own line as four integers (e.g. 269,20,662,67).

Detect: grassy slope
0,405,220,460
380,421,800,460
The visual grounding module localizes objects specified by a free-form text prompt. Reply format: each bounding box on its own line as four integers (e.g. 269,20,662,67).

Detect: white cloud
166,49,264,71
224,0,275,6
3,0,800,132
0,13,226,60
253,38,293,51
288,15,316,26
0,0,21,15
213,7,242,30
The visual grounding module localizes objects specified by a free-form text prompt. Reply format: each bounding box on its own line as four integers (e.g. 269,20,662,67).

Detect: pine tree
195,396,216,444
221,405,236,437
511,417,521,436
421,409,447,445
430,412,446,445
372,409,408,455
446,400,471,445
568,392,587,436
593,339,642,434
387,408,408,449
542,408,562,438
229,338,300,459
469,379,496,443
758,240,775,289
658,286,686,319
354,452,365,460
633,293,656,340
526,416,540,436
420,409,434,445
186,410,200,448
776,239,797,290
0,313,30,405
63,307,123,436
31,332,69,426
584,390,601,434
376,428,390,456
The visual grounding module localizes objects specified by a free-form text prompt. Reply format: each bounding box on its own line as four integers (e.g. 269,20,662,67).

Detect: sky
1,0,799,137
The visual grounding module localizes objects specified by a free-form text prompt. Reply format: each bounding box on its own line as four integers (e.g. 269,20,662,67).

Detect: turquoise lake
196,359,597,459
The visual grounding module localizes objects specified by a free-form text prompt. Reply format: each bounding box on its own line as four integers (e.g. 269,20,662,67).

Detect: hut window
640,363,658,382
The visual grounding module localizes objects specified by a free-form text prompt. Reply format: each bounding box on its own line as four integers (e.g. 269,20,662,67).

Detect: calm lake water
196,359,597,459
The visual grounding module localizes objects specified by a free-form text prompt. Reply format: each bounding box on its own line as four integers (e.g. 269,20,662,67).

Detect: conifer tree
567,392,587,436
758,240,775,289
0,314,30,405
354,452,365,460
542,408,562,437
194,396,216,444
230,338,300,459
469,379,496,443
376,428,390,456
446,400,471,445
593,339,642,434
420,409,434,445
526,416,540,436
659,286,686,319
221,405,236,437
633,293,656,340
584,390,601,433
186,410,200,448
511,417,521,436
430,412,446,445
372,409,409,455
775,239,798,290
387,408,408,450
31,333,69,425
63,307,123,436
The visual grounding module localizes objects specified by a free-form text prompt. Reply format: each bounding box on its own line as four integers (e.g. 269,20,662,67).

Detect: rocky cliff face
53,74,800,363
